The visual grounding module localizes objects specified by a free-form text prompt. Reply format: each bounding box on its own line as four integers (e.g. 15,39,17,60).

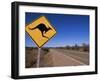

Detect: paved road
43,49,89,66
55,49,89,65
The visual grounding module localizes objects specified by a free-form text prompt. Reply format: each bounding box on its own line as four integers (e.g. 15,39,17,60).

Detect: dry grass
25,47,49,68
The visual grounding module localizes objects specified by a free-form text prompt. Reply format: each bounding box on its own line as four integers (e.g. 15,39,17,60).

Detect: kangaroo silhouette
29,23,52,38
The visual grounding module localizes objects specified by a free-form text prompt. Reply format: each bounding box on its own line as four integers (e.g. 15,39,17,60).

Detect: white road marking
50,49,86,65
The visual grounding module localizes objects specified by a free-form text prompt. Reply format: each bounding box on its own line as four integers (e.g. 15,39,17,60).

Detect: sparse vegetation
43,48,49,53
25,43,89,68
82,43,89,52
65,43,89,52
25,47,50,68
66,45,70,50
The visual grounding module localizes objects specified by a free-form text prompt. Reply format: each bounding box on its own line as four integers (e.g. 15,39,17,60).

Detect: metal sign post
36,48,41,67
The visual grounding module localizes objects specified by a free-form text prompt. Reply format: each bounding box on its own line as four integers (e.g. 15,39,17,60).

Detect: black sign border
25,15,57,48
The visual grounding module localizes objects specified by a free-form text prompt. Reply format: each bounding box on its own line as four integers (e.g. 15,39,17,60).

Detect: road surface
43,49,89,67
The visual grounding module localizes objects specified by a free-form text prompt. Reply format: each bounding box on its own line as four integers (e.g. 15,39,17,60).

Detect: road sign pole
36,48,41,67
25,16,56,68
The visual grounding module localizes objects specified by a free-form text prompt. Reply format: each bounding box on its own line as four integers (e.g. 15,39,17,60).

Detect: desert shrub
43,48,49,52
66,45,70,50
82,43,89,52
74,44,79,50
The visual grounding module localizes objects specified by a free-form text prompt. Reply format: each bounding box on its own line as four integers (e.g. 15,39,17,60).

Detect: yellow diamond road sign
25,16,57,48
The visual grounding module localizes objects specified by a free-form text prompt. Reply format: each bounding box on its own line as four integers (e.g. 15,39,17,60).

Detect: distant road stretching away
44,49,89,66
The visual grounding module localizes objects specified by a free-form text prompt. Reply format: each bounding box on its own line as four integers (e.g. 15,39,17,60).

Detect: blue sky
25,12,89,47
